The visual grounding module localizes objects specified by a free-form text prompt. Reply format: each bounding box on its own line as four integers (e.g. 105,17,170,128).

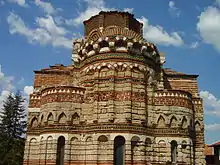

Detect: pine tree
0,92,27,165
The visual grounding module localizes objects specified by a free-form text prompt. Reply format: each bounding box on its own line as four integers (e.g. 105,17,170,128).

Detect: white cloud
0,65,14,111
34,0,56,15
73,0,114,26
200,91,220,117
205,123,220,131
22,86,33,109
7,12,72,49
0,65,33,113
7,0,27,7
0,65,14,91
23,86,33,95
138,17,184,46
0,0,5,5
168,1,181,17
197,6,220,52
36,16,67,36
61,0,183,48
123,8,133,13
189,41,199,49
0,66,33,111
73,0,184,47
7,0,184,48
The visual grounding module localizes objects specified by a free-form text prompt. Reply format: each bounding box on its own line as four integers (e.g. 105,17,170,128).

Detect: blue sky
0,0,220,144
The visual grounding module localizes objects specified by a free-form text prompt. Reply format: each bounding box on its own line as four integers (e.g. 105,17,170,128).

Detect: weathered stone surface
24,11,205,165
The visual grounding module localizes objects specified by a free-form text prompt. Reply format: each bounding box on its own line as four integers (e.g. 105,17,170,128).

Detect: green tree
0,92,27,165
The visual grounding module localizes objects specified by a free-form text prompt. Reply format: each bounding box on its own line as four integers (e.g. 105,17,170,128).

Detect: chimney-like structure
83,11,143,37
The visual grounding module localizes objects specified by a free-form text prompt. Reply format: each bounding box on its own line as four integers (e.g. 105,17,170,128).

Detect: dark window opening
171,140,178,163
114,136,125,165
56,136,65,165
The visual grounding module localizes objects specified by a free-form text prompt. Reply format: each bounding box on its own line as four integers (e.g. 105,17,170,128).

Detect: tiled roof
163,68,198,78
34,64,73,74
164,68,185,75
209,141,220,147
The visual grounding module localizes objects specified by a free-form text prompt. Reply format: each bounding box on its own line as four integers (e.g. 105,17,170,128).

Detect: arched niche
39,114,44,125
39,136,44,163
28,138,38,164
131,67,143,79
47,113,54,125
97,135,109,162
86,44,93,52
98,40,109,48
145,138,152,150
72,113,80,125
157,115,166,128
85,136,93,164
46,136,53,160
115,39,127,51
58,113,67,124
170,116,178,128
145,137,152,160
98,135,108,143
181,116,188,129
70,137,79,161
30,117,38,128
182,140,187,149
131,136,140,164
158,140,166,147
132,42,142,51
99,66,109,78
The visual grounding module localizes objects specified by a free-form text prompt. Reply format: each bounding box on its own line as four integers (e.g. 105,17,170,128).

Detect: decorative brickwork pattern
24,11,205,165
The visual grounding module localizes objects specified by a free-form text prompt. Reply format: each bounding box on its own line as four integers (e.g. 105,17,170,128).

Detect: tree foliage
0,92,27,165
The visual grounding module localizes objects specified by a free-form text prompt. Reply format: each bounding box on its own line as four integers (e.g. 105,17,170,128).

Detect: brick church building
23,11,205,165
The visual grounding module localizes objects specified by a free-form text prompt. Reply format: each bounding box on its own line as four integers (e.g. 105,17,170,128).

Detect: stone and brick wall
24,11,205,165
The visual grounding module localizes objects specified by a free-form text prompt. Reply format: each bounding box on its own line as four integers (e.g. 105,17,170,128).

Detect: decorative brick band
41,92,84,105
85,91,146,103
72,33,162,65
29,86,86,108
87,26,143,42
41,86,85,96
28,123,192,137
192,98,202,105
82,61,151,73
155,90,192,99
76,53,159,70
29,94,41,108
153,90,193,109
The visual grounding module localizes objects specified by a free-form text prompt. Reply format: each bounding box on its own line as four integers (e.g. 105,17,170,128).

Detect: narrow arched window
70,137,79,161
28,138,38,165
56,136,65,165
98,135,108,162
171,140,178,163
131,136,140,164
114,136,125,165
145,138,152,153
